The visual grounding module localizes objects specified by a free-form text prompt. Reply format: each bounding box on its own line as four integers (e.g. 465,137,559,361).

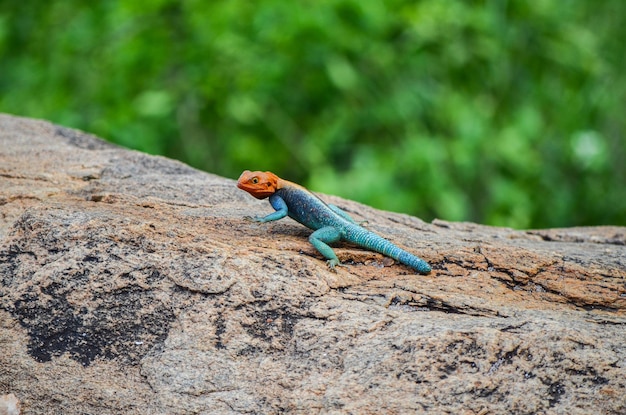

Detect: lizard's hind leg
309,226,342,270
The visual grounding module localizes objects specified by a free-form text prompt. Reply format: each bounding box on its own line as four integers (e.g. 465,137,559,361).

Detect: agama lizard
237,170,431,274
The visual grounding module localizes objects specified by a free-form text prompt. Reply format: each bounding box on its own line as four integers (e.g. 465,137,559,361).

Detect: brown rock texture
0,113,625,414
0,393,20,415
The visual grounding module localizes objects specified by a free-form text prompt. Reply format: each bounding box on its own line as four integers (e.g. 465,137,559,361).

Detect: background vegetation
1,0,624,228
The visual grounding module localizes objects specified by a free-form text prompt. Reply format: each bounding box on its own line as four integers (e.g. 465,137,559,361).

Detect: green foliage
1,0,625,228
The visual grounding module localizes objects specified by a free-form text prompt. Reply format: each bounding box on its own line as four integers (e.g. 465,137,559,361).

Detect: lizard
236,170,432,274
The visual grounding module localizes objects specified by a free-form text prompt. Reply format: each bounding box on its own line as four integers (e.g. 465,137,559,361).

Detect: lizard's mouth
236,182,272,199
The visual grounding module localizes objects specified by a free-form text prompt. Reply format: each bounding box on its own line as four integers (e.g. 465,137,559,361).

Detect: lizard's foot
244,215,264,223
326,259,345,272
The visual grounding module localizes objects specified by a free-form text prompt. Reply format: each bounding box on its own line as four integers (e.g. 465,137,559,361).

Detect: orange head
237,170,280,199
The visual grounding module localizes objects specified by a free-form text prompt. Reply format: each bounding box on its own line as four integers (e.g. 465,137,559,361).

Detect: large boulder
1,114,624,414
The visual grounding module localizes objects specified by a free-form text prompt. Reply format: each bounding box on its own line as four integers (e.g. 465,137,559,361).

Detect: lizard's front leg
246,194,288,222
309,226,343,270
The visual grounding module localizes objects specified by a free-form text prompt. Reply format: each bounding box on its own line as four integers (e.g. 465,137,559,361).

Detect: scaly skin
237,170,432,274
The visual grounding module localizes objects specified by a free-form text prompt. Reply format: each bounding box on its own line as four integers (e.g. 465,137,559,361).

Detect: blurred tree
0,0,624,228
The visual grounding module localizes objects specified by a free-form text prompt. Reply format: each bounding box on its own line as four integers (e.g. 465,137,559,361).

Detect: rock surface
0,113,625,414
0,394,20,415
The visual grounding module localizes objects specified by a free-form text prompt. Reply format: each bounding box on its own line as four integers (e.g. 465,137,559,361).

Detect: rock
0,394,20,415
0,113,624,414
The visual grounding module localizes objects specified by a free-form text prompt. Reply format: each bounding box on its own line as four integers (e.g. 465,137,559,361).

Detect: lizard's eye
251,177,259,184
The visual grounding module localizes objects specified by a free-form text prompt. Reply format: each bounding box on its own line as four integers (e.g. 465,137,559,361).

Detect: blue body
258,186,431,274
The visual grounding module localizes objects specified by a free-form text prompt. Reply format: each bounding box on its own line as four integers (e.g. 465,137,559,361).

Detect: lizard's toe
244,215,263,223
326,259,345,272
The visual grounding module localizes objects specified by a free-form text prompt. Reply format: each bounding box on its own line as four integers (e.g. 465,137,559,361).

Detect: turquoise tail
397,251,431,274
345,225,431,274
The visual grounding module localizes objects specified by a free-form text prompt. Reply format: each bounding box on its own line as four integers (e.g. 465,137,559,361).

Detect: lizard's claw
244,215,263,223
326,259,345,272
